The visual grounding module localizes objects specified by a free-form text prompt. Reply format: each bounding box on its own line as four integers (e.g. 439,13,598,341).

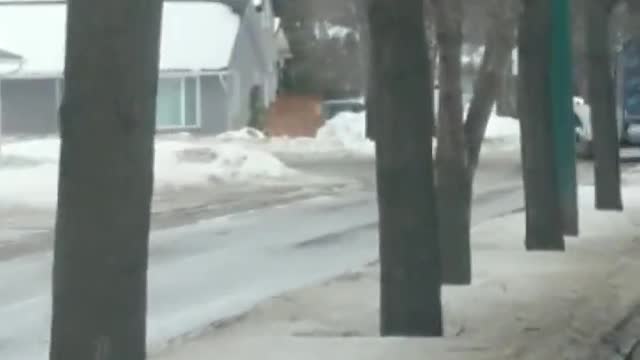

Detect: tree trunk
628,0,640,37
518,0,565,250
425,0,438,137
587,0,623,210
495,55,518,118
432,0,470,285
49,1,162,359
365,54,377,140
368,0,442,336
465,1,518,176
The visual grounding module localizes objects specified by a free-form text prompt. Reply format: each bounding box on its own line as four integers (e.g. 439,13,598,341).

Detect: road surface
0,153,526,359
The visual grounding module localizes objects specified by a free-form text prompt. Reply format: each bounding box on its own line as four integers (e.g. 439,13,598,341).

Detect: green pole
551,0,579,235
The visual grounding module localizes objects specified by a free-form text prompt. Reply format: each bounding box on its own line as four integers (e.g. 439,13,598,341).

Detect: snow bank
261,108,516,159
315,112,374,156
315,109,517,155
0,162,58,208
464,107,520,153
483,112,520,141
207,112,375,159
155,141,295,189
214,127,266,142
0,138,296,208
263,111,374,158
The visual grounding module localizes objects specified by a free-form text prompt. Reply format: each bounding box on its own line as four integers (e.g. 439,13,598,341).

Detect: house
0,0,283,135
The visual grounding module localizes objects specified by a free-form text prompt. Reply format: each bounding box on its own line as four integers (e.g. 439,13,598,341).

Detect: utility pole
550,0,579,236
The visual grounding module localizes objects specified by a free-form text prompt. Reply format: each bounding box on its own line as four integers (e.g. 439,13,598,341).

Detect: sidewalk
153,186,640,360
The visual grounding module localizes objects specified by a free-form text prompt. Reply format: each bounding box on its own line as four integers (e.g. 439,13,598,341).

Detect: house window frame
225,70,240,131
156,74,201,131
57,75,203,131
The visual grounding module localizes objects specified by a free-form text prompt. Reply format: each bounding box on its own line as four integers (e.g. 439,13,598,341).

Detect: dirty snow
201,112,375,159
314,112,374,156
467,106,521,153
0,109,519,209
0,138,297,208
154,183,640,360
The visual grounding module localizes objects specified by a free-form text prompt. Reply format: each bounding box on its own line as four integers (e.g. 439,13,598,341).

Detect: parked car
574,96,626,159
321,97,366,119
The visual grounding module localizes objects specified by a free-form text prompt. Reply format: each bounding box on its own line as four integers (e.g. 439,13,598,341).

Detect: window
156,77,199,129
156,78,183,128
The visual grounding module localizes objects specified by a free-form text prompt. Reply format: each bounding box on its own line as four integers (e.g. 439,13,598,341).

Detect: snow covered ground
0,137,303,208
154,182,640,360
0,109,520,210
186,109,520,160
0,160,525,360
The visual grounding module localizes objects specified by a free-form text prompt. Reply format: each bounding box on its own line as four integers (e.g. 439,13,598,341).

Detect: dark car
321,98,366,119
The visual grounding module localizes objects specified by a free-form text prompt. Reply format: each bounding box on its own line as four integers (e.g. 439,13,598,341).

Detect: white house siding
226,14,264,131
223,0,279,131
246,0,278,106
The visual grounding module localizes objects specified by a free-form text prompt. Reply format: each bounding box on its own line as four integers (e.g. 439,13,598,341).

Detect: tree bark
587,0,623,210
518,0,565,250
628,0,640,37
368,0,442,336
495,55,518,118
49,1,162,359
432,0,470,285
465,1,518,176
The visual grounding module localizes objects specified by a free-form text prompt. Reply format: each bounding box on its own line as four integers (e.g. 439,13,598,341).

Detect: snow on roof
0,1,240,76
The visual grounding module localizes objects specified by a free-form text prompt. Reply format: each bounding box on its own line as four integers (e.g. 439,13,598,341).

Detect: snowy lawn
0,109,519,210
472,107,521,154
0,137,306,209
154,182,640,360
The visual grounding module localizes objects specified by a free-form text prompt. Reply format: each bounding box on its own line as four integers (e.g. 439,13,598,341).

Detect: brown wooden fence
264,94,324,137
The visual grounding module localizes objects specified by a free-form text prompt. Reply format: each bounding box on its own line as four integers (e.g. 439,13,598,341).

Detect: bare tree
49,1,163,359
518,0,565,250
431,0,518,284
432,0,471,285
587,0,623,210
465,1,518,175
628,0,640,37
368,0,442,336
